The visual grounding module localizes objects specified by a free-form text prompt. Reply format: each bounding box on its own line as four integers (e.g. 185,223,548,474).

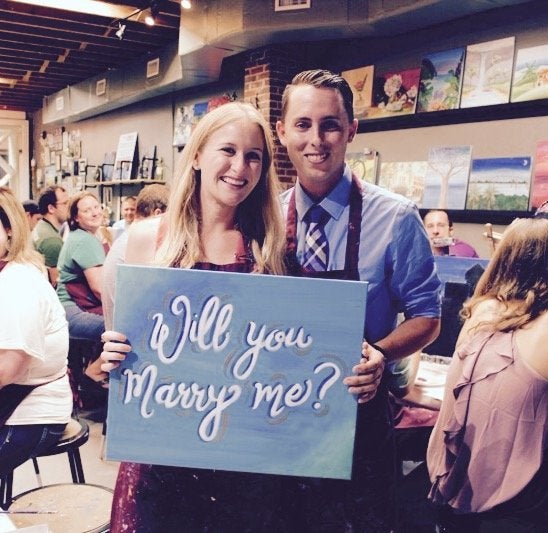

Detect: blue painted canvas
106,266,368,480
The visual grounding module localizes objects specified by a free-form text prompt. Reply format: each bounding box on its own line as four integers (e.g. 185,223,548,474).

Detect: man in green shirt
32,186,69,286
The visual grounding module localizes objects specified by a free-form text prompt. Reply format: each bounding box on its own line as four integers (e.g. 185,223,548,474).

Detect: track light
115,21,126,40
181,0,191,8
145,1,160,26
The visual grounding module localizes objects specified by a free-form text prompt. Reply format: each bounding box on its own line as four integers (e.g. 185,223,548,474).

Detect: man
22,200,41,230
276,69,441,531
32,186,69,286
423,209,479,257
101,184,168,330
111,196,137,239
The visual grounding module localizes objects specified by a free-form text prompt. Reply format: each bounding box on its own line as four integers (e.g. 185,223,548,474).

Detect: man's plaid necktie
303,204,329,271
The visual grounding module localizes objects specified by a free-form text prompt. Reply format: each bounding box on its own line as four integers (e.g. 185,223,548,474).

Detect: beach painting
466,157,532,211
378,161,427,206
531,140,548,209
417,47,465,112
422,145,472,209
511,44,548,102
341,65,374,119
460,37,515,108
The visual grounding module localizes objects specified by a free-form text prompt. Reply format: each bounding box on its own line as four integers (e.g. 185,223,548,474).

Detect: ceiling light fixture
181,0,191,9
145,1,160,26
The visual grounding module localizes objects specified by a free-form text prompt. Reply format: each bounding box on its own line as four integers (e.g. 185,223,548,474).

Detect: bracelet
370,343,388,359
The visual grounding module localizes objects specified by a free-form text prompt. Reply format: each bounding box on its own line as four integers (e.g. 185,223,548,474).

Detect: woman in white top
0,187,72,476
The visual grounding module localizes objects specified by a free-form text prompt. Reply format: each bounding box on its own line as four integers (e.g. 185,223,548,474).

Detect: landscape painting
341,65,374,119
466,157,532,211
530,140,548,209
417,47,465,112
511,44,548,102
460,37,515,108
368,68,421,119
422,145,472,209
378,161,427,205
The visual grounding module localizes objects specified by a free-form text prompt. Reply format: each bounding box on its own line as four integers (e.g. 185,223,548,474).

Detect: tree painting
422,146,472,209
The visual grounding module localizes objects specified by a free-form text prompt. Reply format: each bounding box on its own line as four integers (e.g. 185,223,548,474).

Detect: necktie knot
306,204,329,226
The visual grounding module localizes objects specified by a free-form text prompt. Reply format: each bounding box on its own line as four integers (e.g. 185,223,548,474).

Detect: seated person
0,188,71,476
111,196,136,240
56,191,105,341
32,186,69,287
423,209,478,258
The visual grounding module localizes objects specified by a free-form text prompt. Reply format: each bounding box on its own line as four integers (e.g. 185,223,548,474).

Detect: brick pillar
244,46,304,188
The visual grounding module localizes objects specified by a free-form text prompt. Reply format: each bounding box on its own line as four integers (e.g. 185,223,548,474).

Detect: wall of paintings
340,22,547,225
349,115,546,224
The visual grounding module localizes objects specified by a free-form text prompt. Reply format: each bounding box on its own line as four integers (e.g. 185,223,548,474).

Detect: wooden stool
0,418,89,509
8,483,112,532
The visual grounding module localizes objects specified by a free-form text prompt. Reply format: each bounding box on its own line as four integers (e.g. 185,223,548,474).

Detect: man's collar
295,164,352,222
42,215,61,232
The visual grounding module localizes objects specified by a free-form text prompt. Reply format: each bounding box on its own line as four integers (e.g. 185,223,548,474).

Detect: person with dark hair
0,187,71,477
428,217,548,531
423,209,479,257
56,191,105,342
32,186,69,286
276,68,442,531
22,200,41,230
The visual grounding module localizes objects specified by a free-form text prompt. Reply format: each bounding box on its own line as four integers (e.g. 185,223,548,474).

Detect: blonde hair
157,102,286,274
0,187,45,272
462,218,548,331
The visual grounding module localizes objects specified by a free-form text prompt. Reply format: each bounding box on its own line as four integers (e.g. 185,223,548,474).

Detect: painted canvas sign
106,266,368,480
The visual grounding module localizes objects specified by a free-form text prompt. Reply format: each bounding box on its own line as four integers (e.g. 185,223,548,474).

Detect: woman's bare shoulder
126,216,162,265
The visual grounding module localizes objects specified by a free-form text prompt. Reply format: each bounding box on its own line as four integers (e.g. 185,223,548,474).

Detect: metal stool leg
0,472,13,510
31,457,43,487
67,448,86,484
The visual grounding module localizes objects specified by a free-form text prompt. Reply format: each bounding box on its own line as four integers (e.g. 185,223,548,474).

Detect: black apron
284,177,397,532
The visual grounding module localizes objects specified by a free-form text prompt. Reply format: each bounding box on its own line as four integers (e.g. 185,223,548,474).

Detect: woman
427,217,548,532
56,191,105,340
0,187,72,476
56,191,106,392
101,102,288,531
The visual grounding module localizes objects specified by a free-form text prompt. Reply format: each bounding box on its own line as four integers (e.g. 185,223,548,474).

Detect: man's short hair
281,69,355,122
135,184,169,218
22,200,40,216
37,186,65,215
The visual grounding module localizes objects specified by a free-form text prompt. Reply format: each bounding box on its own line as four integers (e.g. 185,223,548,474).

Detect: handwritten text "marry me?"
121,294,343,442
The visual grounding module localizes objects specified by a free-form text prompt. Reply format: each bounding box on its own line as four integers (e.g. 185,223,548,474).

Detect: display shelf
358,98,546,225
357,98,548,133
83,178,164,187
